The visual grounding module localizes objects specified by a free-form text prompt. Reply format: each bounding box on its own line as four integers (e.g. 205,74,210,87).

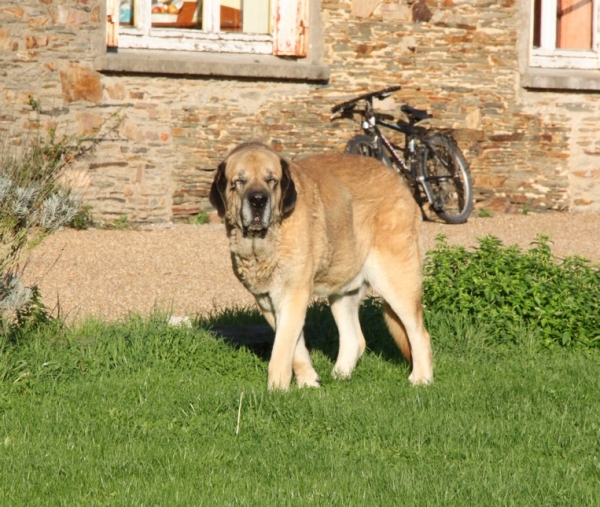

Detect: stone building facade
1,0,599,224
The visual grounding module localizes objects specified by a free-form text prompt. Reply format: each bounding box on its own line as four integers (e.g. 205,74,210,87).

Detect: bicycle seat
401,105,432,122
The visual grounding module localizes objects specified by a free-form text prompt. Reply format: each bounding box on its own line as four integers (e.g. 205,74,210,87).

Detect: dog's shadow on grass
201,297,406,366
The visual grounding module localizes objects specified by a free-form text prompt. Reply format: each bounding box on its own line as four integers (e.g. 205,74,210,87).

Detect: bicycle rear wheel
345,135,392,168
421,133,473,224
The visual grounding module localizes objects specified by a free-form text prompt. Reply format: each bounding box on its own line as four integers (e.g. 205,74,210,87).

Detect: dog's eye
232,178,246,189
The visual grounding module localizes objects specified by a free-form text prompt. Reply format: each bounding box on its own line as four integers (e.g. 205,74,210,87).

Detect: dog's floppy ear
279,158,297,215
209,161,227,217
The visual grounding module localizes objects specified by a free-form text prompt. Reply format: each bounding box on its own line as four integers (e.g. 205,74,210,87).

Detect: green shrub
0,107,119,334
0,130,81,333
423,234,600,349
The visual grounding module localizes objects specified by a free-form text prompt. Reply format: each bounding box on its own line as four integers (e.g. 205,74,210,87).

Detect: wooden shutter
107,0,120,48
272,0,308,57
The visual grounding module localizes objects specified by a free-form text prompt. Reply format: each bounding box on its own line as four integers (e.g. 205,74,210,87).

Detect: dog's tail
382,302,412,364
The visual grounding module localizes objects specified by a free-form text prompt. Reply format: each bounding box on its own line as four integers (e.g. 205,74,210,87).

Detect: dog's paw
331,367,352,380
296,376,321,388
408,371,433,385
296,370,322,388
292,360,321,388
331,360,357,380
268,380,291,391
267,370,293,391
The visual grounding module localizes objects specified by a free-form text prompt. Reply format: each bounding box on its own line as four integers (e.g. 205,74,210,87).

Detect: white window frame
118,0,273,54
530,0,600,70
107,0,308,56
99,0,329,82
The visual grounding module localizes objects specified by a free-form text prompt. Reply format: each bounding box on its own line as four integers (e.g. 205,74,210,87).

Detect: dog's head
210,143,297,236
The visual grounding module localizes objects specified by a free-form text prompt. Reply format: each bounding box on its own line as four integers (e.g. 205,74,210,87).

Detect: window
531,0,599,69
521,0,600,90
111,0,298,55
98,0,329,81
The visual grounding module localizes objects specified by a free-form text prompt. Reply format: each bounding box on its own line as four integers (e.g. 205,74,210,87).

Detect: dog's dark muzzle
242,190,272,235
248,191,268,211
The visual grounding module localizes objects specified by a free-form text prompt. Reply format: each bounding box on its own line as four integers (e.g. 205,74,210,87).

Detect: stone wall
1,0,599,224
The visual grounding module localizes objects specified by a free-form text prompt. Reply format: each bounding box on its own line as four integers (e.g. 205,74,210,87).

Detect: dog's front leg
268,290,311,391
293,332,321,388
257,294,320,389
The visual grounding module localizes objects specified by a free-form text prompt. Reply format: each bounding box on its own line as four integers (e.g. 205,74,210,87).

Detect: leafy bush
0,118,105,334
423,234,600,349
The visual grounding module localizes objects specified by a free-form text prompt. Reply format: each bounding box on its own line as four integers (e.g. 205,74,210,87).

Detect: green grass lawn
1,310,599,506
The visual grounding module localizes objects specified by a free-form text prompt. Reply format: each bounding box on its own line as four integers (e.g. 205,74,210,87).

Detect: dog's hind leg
382,301,412,364
329,285,368,379
367,254,433,385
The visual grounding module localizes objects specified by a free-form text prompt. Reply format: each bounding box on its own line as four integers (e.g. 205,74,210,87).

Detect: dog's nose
248,192,268,209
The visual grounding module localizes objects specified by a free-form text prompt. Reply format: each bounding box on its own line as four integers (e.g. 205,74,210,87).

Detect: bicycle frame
331,85,474,224
357,107,442,208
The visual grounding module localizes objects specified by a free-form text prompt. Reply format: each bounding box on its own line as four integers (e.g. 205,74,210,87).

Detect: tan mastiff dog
210,142,433,390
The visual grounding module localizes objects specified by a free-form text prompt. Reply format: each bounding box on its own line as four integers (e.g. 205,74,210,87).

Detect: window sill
522,68,600,91
95,49,330,82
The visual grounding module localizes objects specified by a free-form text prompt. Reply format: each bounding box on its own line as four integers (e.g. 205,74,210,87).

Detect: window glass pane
151,1,200,29
557,0,593,49
143,0,270,33
221,0,242,32
532,0,541,48
241,0,270,34
120,0,135,26
220,0,273,34
532,0,594,51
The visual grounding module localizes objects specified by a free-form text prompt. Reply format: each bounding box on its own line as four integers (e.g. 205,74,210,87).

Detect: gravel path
21,212,599,322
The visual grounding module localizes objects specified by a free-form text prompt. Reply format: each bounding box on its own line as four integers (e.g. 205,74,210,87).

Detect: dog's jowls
210,142,433,391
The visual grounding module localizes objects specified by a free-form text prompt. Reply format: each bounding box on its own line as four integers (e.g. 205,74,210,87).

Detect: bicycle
330,85,474,224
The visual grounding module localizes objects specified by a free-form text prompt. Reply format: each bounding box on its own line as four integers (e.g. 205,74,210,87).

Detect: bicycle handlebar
330,85,402,114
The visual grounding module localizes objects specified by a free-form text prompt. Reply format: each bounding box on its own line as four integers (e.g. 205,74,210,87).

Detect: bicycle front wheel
421,133,473,224
345,135,393,168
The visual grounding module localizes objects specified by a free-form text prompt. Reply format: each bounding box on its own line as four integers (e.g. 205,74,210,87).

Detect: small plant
0,276,51,339
69,204,95,230
104,215,131,230
189,211,210,225
477,208,493,218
